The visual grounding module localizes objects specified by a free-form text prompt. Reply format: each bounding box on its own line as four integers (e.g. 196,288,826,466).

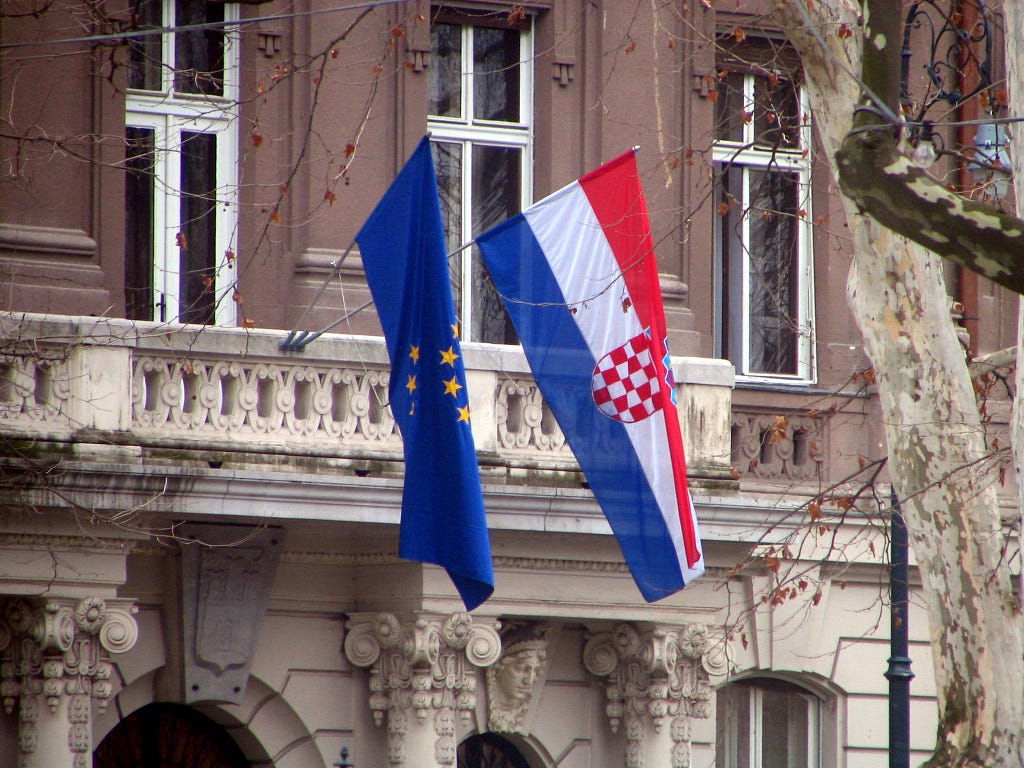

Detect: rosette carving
0,597,138,764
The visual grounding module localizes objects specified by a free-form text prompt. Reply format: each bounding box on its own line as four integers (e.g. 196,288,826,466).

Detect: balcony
0,312,744,605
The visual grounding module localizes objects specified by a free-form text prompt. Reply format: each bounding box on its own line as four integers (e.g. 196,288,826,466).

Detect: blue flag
355,137,494,610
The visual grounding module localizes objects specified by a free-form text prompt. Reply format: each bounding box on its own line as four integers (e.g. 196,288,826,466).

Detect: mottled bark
774,1,1024,765
836,132,1024,295
832,0,1024,297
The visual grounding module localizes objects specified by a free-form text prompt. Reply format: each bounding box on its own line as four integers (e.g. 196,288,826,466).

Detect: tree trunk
774,1,1024,765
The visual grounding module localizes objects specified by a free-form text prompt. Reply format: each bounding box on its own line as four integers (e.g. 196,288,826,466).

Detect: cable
0,0,406,50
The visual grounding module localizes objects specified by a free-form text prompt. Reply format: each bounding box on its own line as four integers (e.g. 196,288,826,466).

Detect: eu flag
355,137,494,610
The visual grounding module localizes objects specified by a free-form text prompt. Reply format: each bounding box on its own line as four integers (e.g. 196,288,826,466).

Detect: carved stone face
494,649,545,707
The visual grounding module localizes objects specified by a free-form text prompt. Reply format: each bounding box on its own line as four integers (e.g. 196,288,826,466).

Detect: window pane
125,127,156,320
432,141,464,323
761,690,810,768
715,683,751,768
754,75,800,148
430,23,462,118
174,0,225,96
473,26,520,122
472,144,520,344
127,0,163,91
715,72,745,143
179,131,218,324
747,170,799,375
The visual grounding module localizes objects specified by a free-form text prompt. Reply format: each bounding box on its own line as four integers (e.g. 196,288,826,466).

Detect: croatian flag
476,150,704,601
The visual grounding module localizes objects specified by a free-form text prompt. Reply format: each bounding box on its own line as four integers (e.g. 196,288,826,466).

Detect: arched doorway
457,732,531,768
93,702,248,768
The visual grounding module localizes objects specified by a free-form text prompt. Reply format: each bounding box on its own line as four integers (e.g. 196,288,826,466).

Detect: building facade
0,1,1016,766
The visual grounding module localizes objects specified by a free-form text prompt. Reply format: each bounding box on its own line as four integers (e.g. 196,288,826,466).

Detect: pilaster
583,622,720,768
0,597,138,768
344,612,501,768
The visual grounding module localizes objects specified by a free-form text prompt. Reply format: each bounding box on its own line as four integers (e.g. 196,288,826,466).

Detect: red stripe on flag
578,151,701,568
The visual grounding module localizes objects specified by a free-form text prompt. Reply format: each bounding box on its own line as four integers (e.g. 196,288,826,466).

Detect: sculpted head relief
487,623,550,733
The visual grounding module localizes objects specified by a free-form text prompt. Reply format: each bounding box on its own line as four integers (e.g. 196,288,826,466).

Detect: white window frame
125,0,240,326
713,72,815,383
717,679,822,768
427,16,534,343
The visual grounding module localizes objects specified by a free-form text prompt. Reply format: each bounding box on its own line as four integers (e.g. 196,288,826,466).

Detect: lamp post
884,490,914,768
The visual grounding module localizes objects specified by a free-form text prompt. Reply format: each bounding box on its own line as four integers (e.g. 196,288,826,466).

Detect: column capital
0,597,138,768
344,612,501,767
583,622,716,768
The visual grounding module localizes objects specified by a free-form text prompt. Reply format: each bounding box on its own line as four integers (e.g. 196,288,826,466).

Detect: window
124,0,239,325
716,678,821,768
458,732,531,768
713,43,814,381
428,10,533,344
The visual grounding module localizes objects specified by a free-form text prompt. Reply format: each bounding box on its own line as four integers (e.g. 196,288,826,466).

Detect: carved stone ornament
344,612,501,768
583,623,714,768
0,597,138,768
180,523,283,705
486,622,550,734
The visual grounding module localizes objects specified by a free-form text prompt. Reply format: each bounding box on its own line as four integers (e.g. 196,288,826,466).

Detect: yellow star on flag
406,374,417,394
440,346,459,367
409,345,420,363
452,323,460,339
443,376,463,397
457,405,472,423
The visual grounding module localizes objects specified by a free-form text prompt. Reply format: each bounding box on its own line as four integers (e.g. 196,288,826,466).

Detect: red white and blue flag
476,150,704,601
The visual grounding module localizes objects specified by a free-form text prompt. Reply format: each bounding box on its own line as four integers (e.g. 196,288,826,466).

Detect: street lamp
968,121,1010,200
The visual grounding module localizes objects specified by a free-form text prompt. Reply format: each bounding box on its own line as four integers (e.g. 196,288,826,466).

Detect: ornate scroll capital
344,612,501,767
583,622,714,768
0,597,138,768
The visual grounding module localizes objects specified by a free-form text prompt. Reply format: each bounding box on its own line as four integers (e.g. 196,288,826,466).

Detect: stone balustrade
0,313,734,482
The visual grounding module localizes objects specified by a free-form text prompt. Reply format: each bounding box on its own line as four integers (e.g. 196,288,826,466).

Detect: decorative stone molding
180,524,283,704
344,612,501,767
486,622,550,734
495,379,568,454
0,597,138,768
731,410,825,481
583,623,714,768
132,355,400,444
0,352,72,429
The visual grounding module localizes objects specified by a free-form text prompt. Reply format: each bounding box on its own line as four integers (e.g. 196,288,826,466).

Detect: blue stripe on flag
479,215,687,600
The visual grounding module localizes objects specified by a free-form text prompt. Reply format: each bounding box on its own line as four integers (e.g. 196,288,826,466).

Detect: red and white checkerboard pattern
591,332,662,423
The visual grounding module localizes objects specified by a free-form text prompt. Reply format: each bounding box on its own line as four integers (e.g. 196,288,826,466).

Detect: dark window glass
719,168,800,376
715,679,817,768
747,169,799,375
125,127,157,320
471,144,519,344
179,131,218,324
431,140,464,321
754,75,800,148
457,732,530,768
473,26,520,122
715,72,746,143
430,22,462,118
175,0,225,96
127,0,163,91
94,702,249,768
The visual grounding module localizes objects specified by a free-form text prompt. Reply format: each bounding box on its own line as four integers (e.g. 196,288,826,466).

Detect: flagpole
280,240,357,350
279,238,478,352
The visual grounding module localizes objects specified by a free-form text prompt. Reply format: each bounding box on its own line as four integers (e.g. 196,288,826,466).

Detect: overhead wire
0,0,407,49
